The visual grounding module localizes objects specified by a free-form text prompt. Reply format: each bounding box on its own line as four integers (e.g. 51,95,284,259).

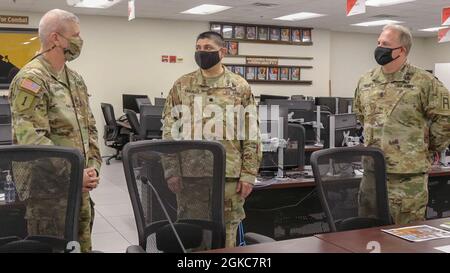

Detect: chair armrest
126,245,146,253
244,232,276,245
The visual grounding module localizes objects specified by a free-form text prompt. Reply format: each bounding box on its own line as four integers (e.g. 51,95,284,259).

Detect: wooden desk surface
429,166,450,178
255,166,450,190
315,218,450,253
305,145,323,153
204,236,349,253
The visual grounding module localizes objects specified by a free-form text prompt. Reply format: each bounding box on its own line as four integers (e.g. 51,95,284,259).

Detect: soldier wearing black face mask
354,24,450,225
162,31,262,248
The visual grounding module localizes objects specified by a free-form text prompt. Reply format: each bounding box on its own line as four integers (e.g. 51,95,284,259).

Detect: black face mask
195,51,221,70
374,46,402,66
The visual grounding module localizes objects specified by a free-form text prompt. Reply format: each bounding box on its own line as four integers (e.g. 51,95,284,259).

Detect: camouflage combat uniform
354,63,450,224
9,55,102,252
162,66,262,248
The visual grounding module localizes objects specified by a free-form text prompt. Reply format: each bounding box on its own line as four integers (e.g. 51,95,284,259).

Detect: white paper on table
435,245,450,253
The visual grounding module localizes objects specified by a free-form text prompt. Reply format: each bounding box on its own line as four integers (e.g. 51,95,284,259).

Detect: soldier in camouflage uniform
162,31,261,248
354,24,450,224
9,9,101,252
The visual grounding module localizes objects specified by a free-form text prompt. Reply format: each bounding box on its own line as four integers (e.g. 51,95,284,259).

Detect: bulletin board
0,28,40,89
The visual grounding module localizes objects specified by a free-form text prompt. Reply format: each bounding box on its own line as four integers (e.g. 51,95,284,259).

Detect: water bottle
3,170,15,203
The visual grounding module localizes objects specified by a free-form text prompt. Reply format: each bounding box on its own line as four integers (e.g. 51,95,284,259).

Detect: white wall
330,31,432,98
424,38,450,70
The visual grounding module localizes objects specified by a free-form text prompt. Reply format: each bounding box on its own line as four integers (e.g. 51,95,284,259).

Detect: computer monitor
154,97,166,106
264,99,315,122
315,97,338,114
140,105,164,139
322,113,358,148
123,94,149,113
259,123,305,171
338,97,354,114
259,94,289,104
136,97,151,113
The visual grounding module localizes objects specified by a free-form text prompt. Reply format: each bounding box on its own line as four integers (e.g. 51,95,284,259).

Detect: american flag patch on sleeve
20,79,41,94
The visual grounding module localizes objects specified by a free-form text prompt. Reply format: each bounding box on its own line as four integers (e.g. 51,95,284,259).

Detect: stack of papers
382,225,450,242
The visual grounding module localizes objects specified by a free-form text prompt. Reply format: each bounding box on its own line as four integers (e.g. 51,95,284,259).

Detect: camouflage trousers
79,192,95,253
176,177,245,249
358,172,428,225
387,173,428,224
25,192,94,253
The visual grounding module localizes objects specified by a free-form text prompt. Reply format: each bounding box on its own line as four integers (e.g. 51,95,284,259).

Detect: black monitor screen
338,97,354,114
259,94,289,104
155,97,166,106
264,99,315,122
315,97,338,114
123,94,149,113
140,105,163,138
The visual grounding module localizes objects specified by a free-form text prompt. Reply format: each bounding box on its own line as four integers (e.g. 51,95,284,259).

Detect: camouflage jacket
9,56,102,173
354,63,450,174
162,66,262,184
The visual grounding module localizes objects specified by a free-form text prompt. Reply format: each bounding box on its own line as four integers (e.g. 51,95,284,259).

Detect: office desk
245,167,450,240
315,218,450,253
205,236,349,253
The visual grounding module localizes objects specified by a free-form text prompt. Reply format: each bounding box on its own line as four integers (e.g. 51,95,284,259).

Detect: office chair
124,109,143,141
310,146,392,232
0,145,83,253
101,103,130,165
122,140,274,253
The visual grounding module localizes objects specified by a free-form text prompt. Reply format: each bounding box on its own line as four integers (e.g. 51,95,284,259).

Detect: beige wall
1,10,448,155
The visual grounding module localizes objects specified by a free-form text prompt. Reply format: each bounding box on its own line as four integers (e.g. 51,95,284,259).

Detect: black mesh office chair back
124,109,142,140
122,140,226,253
0,145,83,253
310,146,392,232
101,103,130,164
101,102,117,128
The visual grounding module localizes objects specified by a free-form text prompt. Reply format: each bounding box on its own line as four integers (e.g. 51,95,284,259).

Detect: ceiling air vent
252,2,279,7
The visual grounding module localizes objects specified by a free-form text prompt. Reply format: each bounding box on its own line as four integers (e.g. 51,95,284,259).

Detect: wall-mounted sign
246,57,278,65
442,7,450,26
438,28,450,43
0,15,29,25
346,0,365,17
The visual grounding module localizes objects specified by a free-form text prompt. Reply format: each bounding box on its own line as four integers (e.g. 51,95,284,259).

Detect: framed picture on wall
280,28,290,42
222,25,233,39
234,26,245,39
291,29,301,43
279,67,290,80
257,27,268,40
210,24,221,34
226,41,239,56
268,67,279,80
291,67,300,81
226,65,234,71
269,28,280,41
0,28,40,89
234,66,245,78
257,67,268,80
302,29,311,42
245,67,256,80
246,26,256,40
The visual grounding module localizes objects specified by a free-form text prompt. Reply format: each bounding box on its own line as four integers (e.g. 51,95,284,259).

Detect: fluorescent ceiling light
366,0,416,7
181,4,231,15
352,19,403,27
274,12,325,21
70,0,122,9
22,42,31,45
418,27,446,32
29,37,38,41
